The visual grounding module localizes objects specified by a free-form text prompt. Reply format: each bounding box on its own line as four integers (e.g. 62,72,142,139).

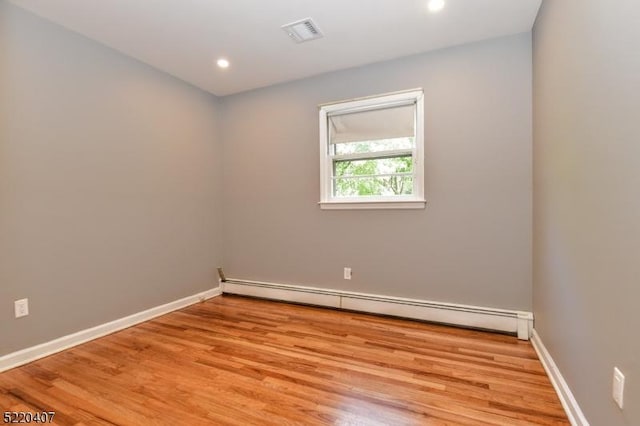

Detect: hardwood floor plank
0,295,568,425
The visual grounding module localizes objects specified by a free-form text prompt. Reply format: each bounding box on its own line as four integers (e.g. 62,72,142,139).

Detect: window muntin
319,89,425,209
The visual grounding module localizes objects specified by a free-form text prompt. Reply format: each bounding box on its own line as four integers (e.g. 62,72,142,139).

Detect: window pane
333,156,413,177
333,176,414,197
334,137,414,155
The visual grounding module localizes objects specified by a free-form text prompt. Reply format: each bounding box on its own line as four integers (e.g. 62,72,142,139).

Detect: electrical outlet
14,298,29,318
343,267,352,280
613,367,625,409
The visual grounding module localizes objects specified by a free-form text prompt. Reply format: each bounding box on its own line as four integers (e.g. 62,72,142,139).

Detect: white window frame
318,89,426,210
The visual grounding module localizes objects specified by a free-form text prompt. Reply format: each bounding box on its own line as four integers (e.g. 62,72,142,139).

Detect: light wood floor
0,295,568,425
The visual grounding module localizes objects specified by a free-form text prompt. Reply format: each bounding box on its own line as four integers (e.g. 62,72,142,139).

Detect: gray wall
221,33,533,311
0,3,223,356
533,1,639,424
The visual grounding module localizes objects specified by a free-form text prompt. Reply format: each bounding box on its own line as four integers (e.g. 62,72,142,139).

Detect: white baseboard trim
222,279,533,339
530,329,590,426
0,286,222,373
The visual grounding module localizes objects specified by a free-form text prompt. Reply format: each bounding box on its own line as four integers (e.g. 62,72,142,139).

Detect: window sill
319,199,426,210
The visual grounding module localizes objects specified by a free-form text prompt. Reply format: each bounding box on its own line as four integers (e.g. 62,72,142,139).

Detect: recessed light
216,58,230,69
427,0,445,13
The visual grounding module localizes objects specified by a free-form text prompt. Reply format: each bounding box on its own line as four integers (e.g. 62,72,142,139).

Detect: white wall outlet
613,367,625,409
14,298,29,318
343,267,352,280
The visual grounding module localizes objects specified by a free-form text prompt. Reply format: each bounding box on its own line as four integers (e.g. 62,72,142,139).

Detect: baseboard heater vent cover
222,279,533,340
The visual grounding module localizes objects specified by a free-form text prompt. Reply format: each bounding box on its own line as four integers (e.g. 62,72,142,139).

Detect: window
319,89,425,209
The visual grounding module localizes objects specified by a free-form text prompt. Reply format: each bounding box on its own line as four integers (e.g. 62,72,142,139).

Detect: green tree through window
333,138,414,197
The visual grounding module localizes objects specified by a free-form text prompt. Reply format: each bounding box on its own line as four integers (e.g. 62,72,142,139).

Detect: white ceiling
8,0,542,97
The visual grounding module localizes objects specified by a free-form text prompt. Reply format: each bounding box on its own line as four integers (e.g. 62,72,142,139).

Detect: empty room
0,0,637,424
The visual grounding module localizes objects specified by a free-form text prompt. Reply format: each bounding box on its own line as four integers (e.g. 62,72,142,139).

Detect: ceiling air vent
281,18,323,43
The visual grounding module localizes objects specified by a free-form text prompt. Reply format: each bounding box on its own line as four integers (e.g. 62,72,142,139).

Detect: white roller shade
329,104,415,144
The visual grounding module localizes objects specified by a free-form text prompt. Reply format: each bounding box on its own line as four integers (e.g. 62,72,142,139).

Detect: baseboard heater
222,279,533,340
